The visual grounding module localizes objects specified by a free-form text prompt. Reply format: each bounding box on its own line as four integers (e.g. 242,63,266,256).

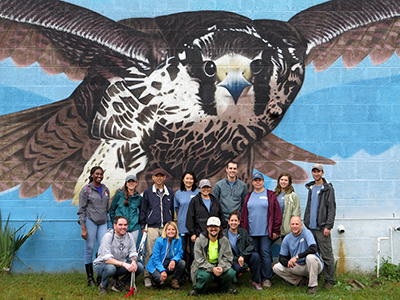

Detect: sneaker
262,279,272,288
307,286,318,294
144,278,152,287
188,289,198,296
297,276,308,287
324,282,334,289
228,289,239,295
111,280,126,292
252,282,263,291
99,283,107,295
171,279,181,290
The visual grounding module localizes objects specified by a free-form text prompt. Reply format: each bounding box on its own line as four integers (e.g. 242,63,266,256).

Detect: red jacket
240,189,282,238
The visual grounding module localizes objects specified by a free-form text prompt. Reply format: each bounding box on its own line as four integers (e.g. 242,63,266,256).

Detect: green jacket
109,190,142,232
280,192,301,237
190,233,233,285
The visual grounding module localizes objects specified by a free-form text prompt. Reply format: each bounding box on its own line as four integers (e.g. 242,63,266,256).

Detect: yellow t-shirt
207,240,218,264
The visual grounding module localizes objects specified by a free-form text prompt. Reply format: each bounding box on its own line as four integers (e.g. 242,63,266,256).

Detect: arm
241,183,248,209
238,229,255,259
77,186,88,239
193,237,215,273
109,191,121,224
186,198,196,239
270,192,282,239
171,238,184,262
149,238,167,273
139,191,148,232
218,238,233,273
291,192,301,218
325,187,336,230
213,182,221,200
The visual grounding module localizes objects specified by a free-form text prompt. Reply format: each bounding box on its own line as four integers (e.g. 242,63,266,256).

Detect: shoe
87,278,96,287
307,286,318,294
99,283,107,295
111,280,126,292
297,276,308,287
262,279,272,288
228,289,239,295
324,282,334,289
252,282,263,291
188,289,198,296
144,278,152,287
171,279,181,290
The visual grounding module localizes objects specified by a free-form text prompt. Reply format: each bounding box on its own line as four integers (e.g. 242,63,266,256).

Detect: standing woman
174,171,199,272
109,174,142,245
274,173,301,238
240,172,282,288
77,166,110,286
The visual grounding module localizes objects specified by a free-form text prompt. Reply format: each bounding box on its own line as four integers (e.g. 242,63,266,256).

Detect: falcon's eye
203,61,217,77
250,59,264,75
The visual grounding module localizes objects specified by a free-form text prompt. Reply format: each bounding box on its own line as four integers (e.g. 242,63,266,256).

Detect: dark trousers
194,268,236,294
231,252,261,283
150,260,186,284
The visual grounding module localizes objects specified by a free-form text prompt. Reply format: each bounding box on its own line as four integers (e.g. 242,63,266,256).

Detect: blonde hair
161,221,179,239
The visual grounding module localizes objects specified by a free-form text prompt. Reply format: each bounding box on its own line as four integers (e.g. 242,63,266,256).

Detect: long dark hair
274,172,294,196
180,171,198,192
88,166,103,183
228,209,241,221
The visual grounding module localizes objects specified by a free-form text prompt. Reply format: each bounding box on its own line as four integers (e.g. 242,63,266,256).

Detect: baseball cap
312,164,324,171
125,174,137,182
153,168,166,176
252,172,264,180
199,179,212,188
207,216,221,227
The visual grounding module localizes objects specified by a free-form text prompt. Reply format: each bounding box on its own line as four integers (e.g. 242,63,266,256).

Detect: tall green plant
0,210,44,271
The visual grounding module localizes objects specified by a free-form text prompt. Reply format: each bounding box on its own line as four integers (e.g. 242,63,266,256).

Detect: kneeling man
189,216,237,296
94,216,144,295
273,216,323,294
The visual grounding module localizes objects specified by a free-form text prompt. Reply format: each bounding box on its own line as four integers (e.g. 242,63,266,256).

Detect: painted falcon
0,0,399,203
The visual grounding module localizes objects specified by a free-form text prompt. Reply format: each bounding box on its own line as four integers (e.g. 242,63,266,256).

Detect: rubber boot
85,263,96,287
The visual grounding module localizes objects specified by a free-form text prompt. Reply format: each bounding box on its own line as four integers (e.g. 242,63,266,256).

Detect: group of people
77,161,336,295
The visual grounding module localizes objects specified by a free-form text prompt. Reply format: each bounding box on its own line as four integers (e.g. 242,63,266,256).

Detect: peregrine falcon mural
0,0,399,203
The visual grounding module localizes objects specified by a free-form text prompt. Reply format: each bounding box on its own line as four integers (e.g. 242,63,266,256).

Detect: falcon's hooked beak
215,54,252,104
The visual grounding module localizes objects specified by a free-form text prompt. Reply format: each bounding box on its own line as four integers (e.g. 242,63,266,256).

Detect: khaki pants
144,227,164,280
273,254,323,287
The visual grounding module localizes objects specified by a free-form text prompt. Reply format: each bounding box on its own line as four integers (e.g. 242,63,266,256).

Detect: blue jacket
140,185,174,229
145,236,183,274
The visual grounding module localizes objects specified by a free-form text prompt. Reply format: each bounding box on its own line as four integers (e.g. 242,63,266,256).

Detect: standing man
188,217,237,296
139,168,174,287
273,216,324,294
94,216,144,295
213,161,248,221
304,164,336,288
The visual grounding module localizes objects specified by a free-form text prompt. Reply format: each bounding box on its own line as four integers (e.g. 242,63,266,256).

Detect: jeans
95,261,144,288
84,218,107,264
150,260,186,284
251,235,272,281
231,252,261,283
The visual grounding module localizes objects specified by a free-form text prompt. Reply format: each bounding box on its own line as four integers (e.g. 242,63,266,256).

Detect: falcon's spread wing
289,0,400,71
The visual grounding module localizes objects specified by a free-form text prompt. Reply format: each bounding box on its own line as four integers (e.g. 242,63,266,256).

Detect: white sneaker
262,279,272,288
144,278,152,287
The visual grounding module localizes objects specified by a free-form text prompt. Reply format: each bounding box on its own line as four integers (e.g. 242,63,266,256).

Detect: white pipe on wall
377,237,389,278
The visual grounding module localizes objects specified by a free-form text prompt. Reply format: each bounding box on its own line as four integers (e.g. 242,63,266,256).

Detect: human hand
81,228,87,240
191,234,197,243
160,271,167,282
288,257,297,268
272,233,279,240
213,266,223,276
168,260,176,271
323,228,331,237
238,256,244,267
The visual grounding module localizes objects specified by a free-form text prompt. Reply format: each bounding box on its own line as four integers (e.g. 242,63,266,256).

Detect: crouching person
189,217,237,296
273,216,324,294
94,216,144,295
146,221,186,290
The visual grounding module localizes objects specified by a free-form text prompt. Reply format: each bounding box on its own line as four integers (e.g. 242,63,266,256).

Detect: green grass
1,271,400,300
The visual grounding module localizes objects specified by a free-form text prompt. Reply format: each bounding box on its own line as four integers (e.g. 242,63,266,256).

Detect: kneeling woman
224,210,263,291
146,221,186,290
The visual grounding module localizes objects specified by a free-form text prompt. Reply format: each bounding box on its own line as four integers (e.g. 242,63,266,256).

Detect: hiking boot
111,280,126,292
99,283,107,295
228,289,239,295
171,279,181,290
144,278,152,287
188,289,198,296
307,286,318,294
297,276,308,287
262,279,272,288
252,282,263,291
324,282,334,289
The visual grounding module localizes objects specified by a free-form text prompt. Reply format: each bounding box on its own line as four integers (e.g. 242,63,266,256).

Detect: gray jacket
77,182,110,226
213,177,248,221
304,178,336,231
190,233,233,285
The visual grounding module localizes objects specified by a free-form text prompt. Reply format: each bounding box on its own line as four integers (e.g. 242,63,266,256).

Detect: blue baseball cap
252,172,264,180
